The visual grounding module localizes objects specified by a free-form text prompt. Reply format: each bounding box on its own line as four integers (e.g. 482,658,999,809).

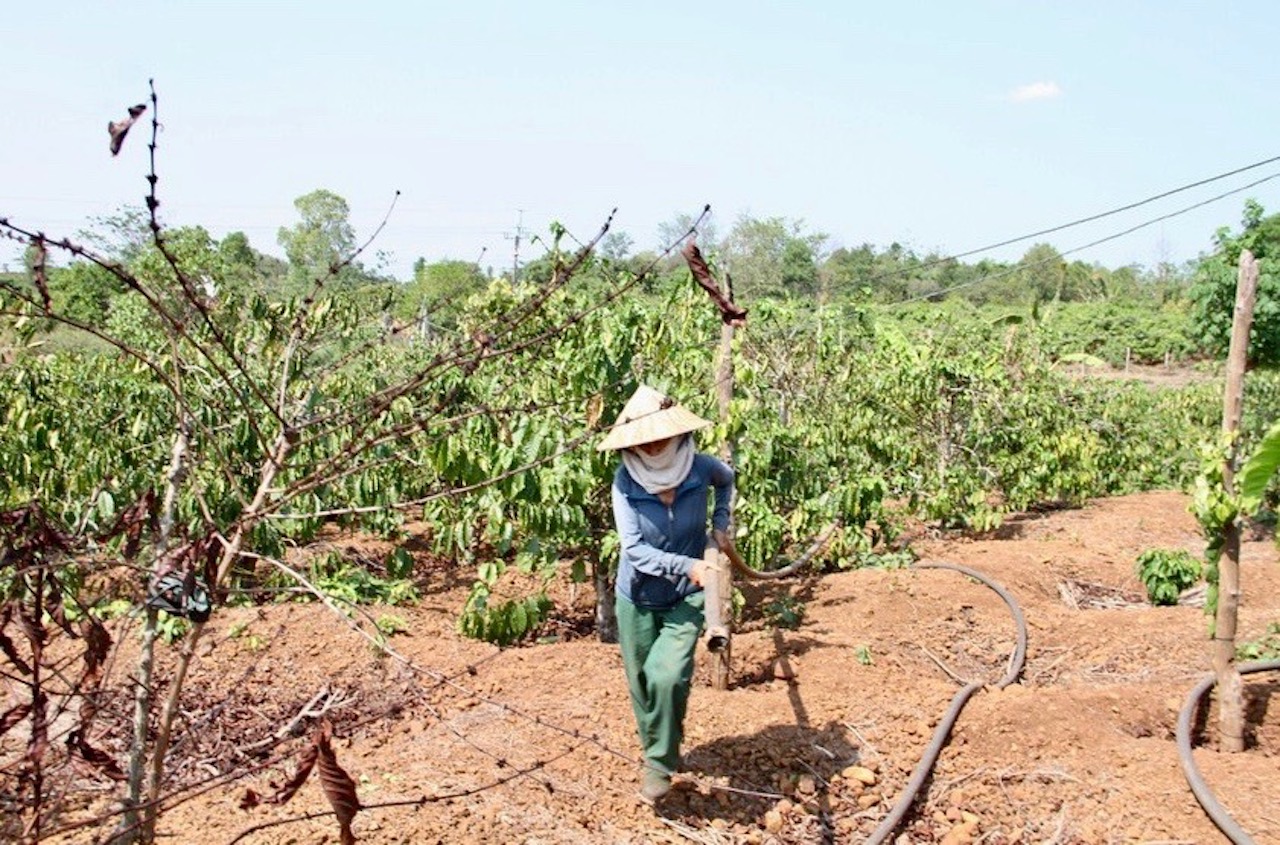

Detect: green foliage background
6,195,1280,645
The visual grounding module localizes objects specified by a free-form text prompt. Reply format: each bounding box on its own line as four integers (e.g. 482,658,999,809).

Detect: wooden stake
712,293,737,690
1213,249,1258,753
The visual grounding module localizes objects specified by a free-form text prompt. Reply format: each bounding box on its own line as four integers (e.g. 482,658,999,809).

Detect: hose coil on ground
1176,659,1280,845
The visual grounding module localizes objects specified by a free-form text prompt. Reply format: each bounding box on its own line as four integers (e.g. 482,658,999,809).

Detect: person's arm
612,481,700,578
707,458,740,568
708,457,735,534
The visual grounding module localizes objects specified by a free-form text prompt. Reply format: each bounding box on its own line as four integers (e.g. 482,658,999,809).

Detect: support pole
1213,248,1258,753
711,289,736,690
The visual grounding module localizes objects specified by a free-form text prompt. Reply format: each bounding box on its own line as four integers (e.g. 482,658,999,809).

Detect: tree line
6,190,1278,366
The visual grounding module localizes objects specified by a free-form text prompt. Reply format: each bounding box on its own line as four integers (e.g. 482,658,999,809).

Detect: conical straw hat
596,385,712,451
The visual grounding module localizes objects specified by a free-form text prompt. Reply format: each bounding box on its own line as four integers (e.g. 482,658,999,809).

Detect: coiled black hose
1176,659,1280,845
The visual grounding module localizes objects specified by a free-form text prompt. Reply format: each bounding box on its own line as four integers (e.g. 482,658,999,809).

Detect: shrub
1135,548,1201,606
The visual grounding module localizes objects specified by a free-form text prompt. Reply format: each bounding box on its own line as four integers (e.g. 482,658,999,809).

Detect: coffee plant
1135,548,1202,606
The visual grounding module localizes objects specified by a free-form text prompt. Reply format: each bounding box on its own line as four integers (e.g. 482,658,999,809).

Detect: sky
3,1,1280,281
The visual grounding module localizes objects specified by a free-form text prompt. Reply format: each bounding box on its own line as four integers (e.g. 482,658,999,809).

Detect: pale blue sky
3,1,1278,280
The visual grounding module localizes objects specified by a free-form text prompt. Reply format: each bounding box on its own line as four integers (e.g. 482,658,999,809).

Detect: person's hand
689,560,708,587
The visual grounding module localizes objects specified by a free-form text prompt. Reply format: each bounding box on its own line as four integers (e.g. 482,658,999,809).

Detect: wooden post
702,543,729,652
711,293,737,690
1213,249,1258,753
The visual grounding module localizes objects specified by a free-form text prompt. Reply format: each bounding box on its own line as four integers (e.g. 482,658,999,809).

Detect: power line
863,153,1280,284
897,171,1280,305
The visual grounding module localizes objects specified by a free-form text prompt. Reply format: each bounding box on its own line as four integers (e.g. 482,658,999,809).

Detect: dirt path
49,492,1280,843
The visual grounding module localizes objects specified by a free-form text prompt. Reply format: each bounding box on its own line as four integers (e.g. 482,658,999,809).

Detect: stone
939,823,975,845
842,765,877,785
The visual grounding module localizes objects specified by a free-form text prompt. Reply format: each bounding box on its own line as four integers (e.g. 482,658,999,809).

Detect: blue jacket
612,453,735,609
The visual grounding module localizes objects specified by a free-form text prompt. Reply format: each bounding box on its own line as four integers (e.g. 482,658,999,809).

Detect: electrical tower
504,209,525,285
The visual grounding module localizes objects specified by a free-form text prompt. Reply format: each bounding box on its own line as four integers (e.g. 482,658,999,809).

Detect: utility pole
504,209,525,285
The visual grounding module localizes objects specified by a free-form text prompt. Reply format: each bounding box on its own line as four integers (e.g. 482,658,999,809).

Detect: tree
217,231,287,295
276,189,361,291
400,258,488,326
599,231,634,263
822,244,878,300
657,213,718,257
77,207,152,264
1,151,630,844
49,261,128,326
1018,243,1068,305
721,215,828,300
1189,200,1280,365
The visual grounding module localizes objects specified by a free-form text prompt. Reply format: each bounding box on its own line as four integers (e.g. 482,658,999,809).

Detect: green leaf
386,547,414,579
1239,420,1280,514
96,490,116,522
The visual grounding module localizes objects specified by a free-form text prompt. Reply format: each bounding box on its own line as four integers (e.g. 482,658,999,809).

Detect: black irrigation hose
1176,659,1280,845
865,561,1029,845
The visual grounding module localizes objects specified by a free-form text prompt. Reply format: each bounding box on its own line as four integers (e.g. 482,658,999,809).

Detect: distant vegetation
3,193,1280,644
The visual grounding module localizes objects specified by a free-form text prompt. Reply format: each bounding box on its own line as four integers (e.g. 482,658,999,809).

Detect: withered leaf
0,624,31,675
681,240,747,325
0,703,30,739
32,239,50,313
81,617,112,677
316,721,361,845
68,730,126,781
27,690,48,765
108,103,147,156
268,741,318,806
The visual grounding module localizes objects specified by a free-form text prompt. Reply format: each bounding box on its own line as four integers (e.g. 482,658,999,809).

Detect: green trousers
615,590,705,776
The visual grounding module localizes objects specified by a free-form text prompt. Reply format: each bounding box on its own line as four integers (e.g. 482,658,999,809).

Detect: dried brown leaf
81,617,112,677
0,622,32,675
239,788,262,811
100,488,156,560
46,579,76,638
268,742,318,806
108,103,147,156
68,730,126,781
79,694,99,727
17,605,46,649
316,722,361,845
27,690,48,765
32,238,50,313
681,240,747,325
0,703,31,739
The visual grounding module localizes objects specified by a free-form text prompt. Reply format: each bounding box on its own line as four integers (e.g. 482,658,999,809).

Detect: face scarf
621,435,694,495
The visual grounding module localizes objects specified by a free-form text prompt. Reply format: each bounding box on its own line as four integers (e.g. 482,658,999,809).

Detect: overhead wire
865,152,1280,285
895,170,1280,305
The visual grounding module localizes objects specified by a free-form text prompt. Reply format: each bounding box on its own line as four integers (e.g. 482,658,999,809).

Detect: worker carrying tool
598,384,739,806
